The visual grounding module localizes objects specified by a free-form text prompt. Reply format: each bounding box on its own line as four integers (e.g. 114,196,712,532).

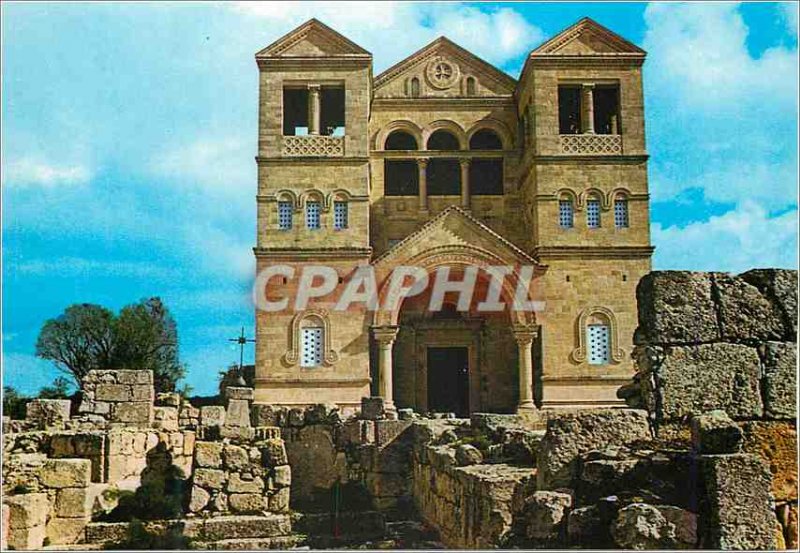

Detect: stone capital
581,82,596,90
416,157,429,169
307,83,321,93
512,324,538,345
459,158,471,169
372,325,399,345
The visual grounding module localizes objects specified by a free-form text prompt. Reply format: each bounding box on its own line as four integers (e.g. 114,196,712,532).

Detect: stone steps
193,534,307,550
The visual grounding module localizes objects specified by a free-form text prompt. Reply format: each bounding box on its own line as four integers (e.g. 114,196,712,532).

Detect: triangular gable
374,37,516,97
374,206,537,268
256,18,371,59
531,17,645,57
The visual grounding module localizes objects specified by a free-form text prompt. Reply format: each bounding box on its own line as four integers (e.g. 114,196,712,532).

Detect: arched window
469,129,503,150
587,323,610,365
586,196,601,229
559,198,574,229
301,324,324,367
306,200,321,229
614,197,629,228
333,201,348,230
278,201,293,230
427,130,460,151
466,77,476,97
385,130,418,151
410,77,420,98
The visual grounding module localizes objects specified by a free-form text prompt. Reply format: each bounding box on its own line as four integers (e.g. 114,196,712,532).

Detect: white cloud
3,157,92,187
231,2,544,71
13,257,181,279
780,2,799,37
653,202,798,273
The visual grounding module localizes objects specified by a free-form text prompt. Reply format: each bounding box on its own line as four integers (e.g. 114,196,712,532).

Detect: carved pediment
374,37,516,99
256,18,371,59
374,206,536,269
532,17,646,57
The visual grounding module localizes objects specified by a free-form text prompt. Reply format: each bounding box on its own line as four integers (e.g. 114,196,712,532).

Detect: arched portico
371,243,540,414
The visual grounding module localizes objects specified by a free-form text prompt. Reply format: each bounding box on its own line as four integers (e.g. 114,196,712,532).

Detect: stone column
513,325,538,411
308,84,321,135
459,158,471,209
581,83,595,134
417,158,429,211
373,325,399,411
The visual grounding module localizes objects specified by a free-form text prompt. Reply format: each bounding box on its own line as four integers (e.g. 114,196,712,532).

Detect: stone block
304,403,339,424
611,503,695,550
41,459,91,488
251,405,286,427
225,387,255,402
740,269,798,340
228,474,265,494
763,342,797,420
95,383,132,402
636,271,719,345
218,425,256,441
195,441,223,468
130,385,154,402
153,406,179,431
455,444,483,466
374,420,412,447
226,399,252,428
273,465,291,487
223,444,250,471
741,421,798,502
5,493,48,550
714,273,786,341
200,405,226,427
702,453,777,550
228,493,266,514
84,521,129,545
567,498,618,548
261,439,288,466
538,409,651,489
287,407,305,427
524,490,572,541
268,488,290,512
361,397,385,420
112,402,152,426
648,343,762,421
200,514,291,541
690,410,743,454
155,392,181,407
46,517,87,545
212,492,228,512
25,399,72,430
55,487,91,518
194,468,226,490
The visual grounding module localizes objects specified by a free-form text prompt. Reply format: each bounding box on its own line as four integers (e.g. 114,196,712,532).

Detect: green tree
3,386,29,419
38,377,73,399
35,298,185,392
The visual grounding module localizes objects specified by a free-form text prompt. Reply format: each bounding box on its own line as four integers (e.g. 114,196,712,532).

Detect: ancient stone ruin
2,269,797,550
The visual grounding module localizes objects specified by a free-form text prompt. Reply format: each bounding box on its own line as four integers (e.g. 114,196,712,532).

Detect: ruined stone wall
78,369,155,427
622,269,798,549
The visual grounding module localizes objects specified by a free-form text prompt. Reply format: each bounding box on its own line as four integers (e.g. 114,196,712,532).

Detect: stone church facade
253,17,653,414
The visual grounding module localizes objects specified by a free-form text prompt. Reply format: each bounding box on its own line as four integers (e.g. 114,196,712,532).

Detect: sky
2,1,798,396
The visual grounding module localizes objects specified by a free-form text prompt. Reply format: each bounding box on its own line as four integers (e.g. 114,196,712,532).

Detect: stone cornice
254,376,372,387
253,247,373,260
534,154,649,164
533,245,655,260
257,57,371,71
256,156,369,165
534,193,650,201
371,97,514,109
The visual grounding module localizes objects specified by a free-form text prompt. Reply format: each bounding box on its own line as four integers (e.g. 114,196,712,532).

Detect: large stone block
188,486,210,513
361,397,386,420
200,514,291,541
200,406,226,427
611,503,695,550
740,269,798,340
741,421,798,502
702,453,777,550
228,474,265,494
112,402,152,426
95,383,132,402
195,441,223,468
41,459,91,488
690,410,743,454
225,387,255,402
524,490,572,541
25,399,72,430
537,409,651,489
268,488,290,512
193,468,226,490
46,517,87,545
636,271,719,345
714,273,786,341
228,493,266,514
261,439,288,466
226,399,252,428
5,493,48,550
647,343,762,421
55,487,91,518
223,444,250,471
763,342,797,420
153,406,179,431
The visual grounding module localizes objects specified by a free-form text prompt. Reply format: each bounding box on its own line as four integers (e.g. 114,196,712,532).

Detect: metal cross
228,326,256,371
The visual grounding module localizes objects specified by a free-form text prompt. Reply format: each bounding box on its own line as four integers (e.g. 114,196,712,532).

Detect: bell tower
253,19,374,408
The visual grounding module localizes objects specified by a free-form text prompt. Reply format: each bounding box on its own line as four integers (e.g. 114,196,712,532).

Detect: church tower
253,20,374,408
516,18,654,407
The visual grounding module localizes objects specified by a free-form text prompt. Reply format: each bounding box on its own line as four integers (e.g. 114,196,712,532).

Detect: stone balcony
282,135,344,157
559,134,622,155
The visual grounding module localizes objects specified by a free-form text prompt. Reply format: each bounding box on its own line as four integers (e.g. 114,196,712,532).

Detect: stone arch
423,120,467,150
373,244,536,328
376,120,424,151
275,189,299,210
570,306,624,364
325,188,353,210
608,186,632,205
299,189,326,210
467,119,513,150
556,188,580,209
580,187,610,210
282,309,339,367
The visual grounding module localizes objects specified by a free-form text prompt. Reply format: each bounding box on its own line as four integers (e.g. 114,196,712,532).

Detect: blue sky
2,2,798,395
